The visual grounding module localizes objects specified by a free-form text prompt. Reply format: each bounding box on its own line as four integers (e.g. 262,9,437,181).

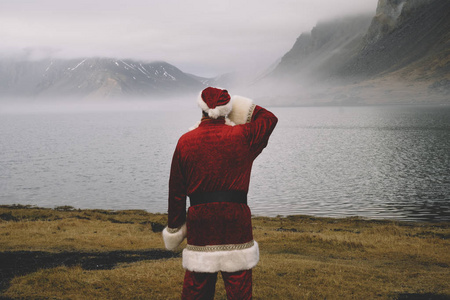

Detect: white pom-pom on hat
198,87,233,119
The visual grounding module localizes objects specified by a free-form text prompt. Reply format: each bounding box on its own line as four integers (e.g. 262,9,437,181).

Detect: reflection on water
1,103,449,222
249,106,450,222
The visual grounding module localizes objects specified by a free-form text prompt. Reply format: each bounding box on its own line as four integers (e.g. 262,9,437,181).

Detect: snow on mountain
0,58,206,99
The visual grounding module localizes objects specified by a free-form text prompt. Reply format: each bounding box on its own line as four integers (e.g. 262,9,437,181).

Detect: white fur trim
197,91,233,119
225,117,235,126
182,241,259,273
162,223,187,251
188,121,201,131
228,95,255,125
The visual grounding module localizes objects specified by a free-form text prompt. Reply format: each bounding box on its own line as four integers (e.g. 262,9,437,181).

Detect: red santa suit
163,87,277,299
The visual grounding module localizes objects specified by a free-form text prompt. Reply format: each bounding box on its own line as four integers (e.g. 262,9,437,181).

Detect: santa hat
198,87,233,119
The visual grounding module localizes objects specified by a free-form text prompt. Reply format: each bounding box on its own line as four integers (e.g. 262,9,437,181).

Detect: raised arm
228,95,278,158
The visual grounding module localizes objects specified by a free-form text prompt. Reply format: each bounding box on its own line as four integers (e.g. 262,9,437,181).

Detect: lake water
1,102,449,222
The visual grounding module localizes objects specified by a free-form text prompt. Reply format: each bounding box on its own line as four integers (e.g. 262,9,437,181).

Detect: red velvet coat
164,104,277,273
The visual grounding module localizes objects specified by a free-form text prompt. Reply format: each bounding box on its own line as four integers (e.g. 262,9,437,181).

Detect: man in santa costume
162,87,277,299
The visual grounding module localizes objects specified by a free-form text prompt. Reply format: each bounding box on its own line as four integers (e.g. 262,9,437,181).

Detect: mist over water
0,98,198,211
0,96,197,114
1,100,449,222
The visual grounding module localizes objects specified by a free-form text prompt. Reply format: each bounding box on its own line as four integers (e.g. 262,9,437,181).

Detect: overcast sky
0,0,377,77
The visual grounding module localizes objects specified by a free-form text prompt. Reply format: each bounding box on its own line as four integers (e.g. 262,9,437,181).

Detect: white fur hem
182,241,259,273
197,91,233,119
228,95,255,125
162,223,187,251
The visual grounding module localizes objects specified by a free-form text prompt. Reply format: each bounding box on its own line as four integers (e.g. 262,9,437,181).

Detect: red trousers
182,269,252,300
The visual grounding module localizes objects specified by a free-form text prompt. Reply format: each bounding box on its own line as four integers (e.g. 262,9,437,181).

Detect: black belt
189,190,247,206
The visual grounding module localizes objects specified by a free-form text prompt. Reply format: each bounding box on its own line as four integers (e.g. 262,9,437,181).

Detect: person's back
176,116,265,194
163,87,277,299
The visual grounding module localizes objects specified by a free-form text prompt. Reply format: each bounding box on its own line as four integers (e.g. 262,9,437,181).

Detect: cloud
0,0,377,77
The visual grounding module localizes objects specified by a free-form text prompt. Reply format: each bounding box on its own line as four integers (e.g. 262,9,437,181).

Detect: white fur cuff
182,241,259,273
162,223,187,251
228,95,255,125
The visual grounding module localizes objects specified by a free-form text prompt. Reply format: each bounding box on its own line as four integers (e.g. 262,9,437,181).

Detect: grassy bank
1,205,449,299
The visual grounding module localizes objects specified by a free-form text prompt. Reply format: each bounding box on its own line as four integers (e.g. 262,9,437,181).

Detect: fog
0,97,199,115
0,0,378,77
2,0,446,107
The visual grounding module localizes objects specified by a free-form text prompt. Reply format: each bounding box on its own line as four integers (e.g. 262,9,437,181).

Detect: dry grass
0,205,168,252
1,205,449,299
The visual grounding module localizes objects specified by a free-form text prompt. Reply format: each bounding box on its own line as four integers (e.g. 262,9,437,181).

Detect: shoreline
2,203,449,224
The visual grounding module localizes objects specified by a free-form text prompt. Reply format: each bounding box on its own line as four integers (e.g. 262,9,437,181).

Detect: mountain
270,14,373,80
259,0,450,105
0,58,205,99
340,0,450,80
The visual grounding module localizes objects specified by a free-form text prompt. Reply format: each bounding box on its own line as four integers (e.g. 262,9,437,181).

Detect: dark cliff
261,0,450,105
271,14,372,80
341,0,450,79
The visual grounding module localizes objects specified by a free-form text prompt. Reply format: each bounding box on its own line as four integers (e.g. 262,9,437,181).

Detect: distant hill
257,0,450,105
0,58,205,99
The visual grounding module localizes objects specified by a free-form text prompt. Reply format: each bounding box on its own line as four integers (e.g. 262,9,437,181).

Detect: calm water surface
1,103,449,222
